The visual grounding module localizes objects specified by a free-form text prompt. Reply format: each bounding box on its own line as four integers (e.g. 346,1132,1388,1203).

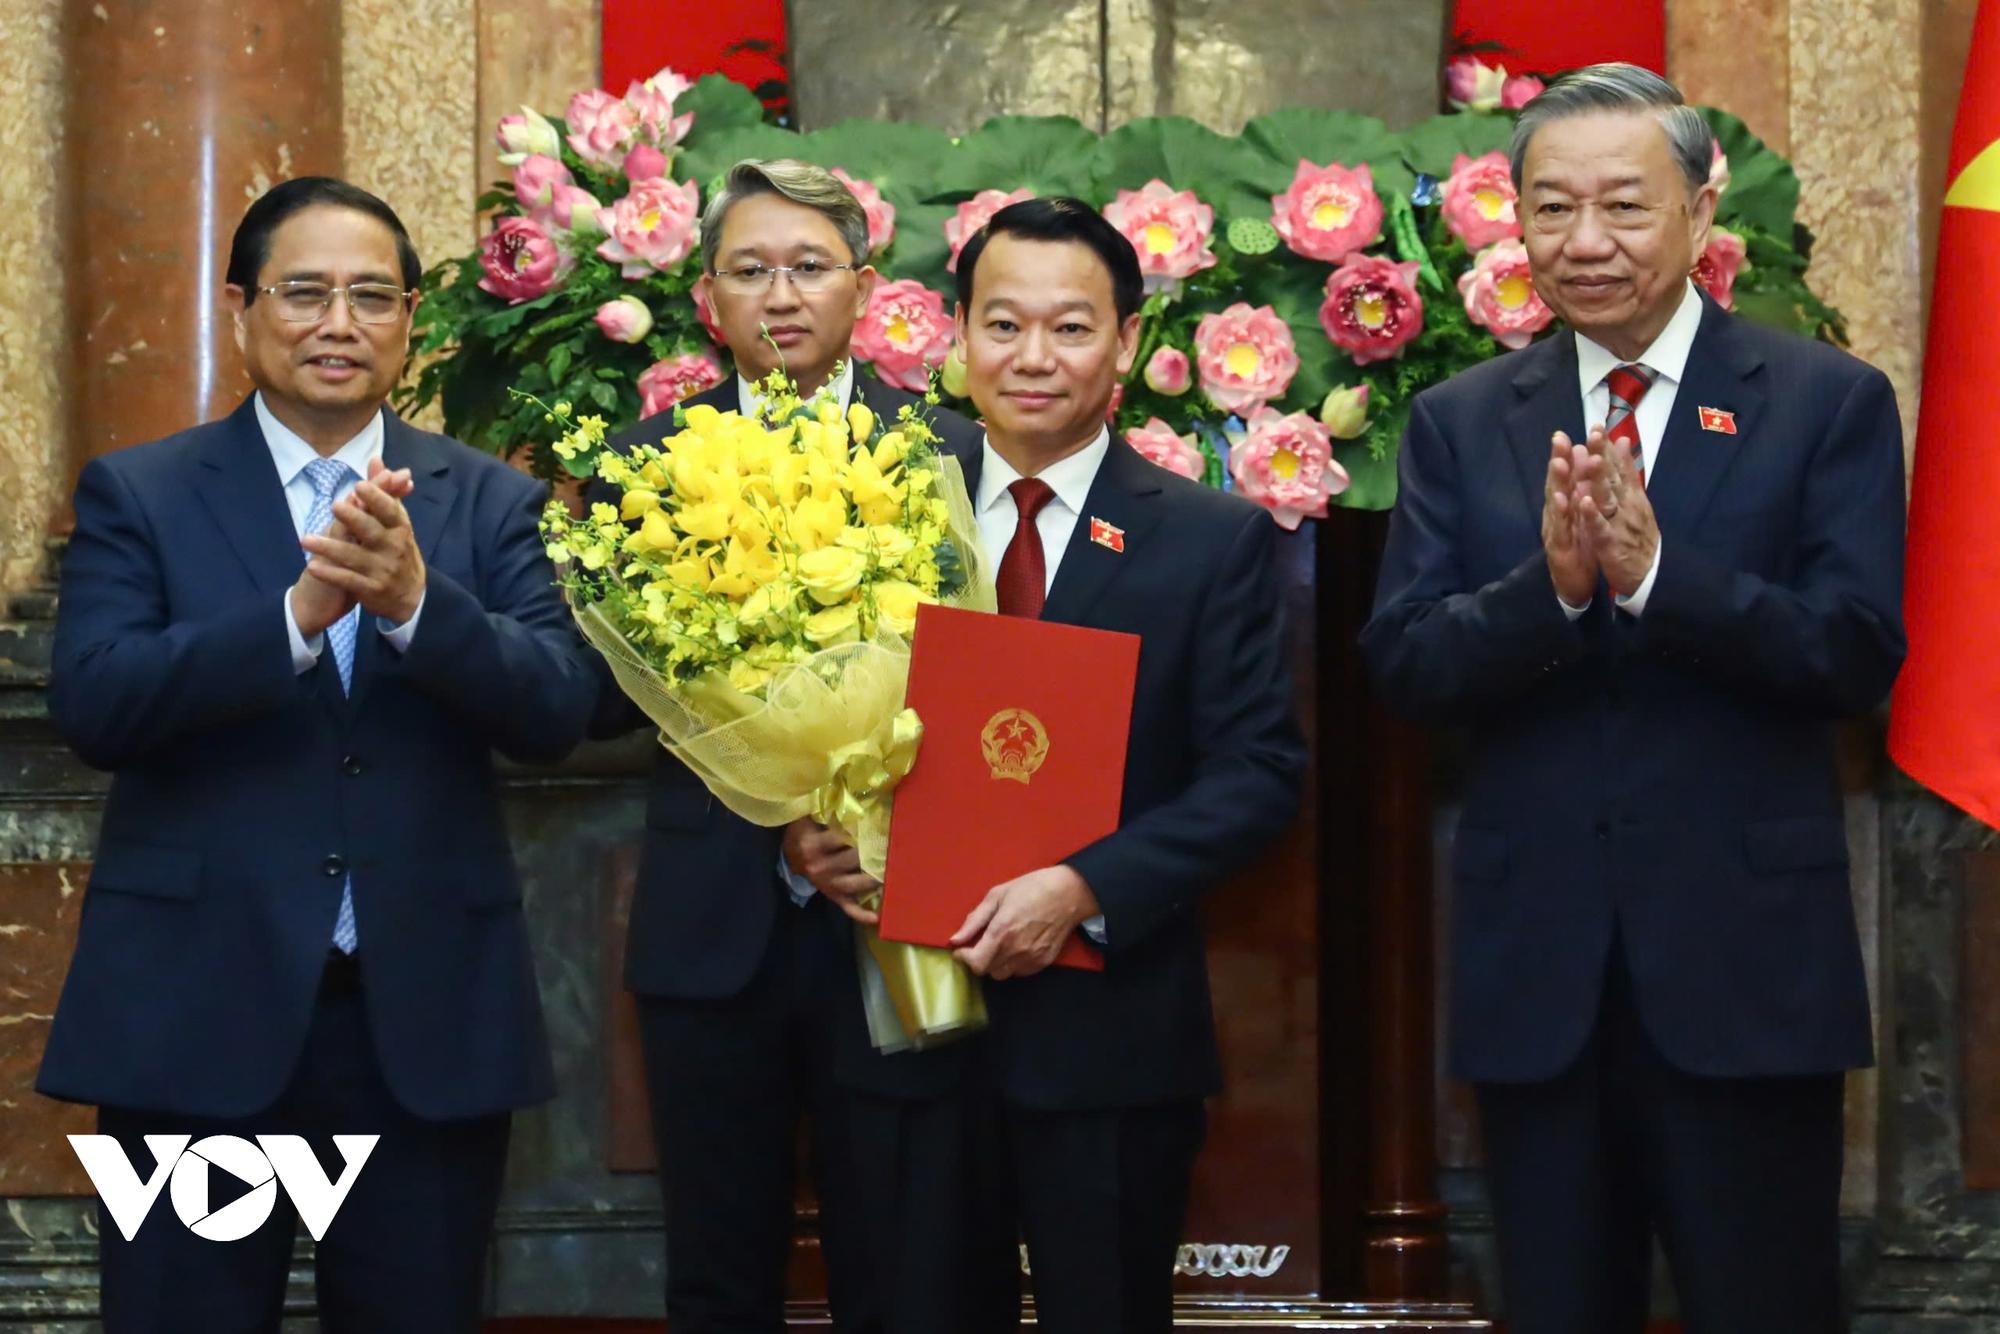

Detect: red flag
1890,0,2000,826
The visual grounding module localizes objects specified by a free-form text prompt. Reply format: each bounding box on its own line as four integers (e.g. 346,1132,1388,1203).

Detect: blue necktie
302,458,359,953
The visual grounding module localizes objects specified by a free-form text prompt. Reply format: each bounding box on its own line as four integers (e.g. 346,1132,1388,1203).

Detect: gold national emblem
980,708,1050,784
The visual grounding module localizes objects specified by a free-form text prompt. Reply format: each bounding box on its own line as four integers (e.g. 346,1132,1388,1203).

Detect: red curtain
1452,0,1665,76
601,0,787,100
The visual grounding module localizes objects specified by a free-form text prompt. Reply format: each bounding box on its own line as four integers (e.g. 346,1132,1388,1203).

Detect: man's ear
1113,311,1143,377
223,285,250,356
854,264,879,319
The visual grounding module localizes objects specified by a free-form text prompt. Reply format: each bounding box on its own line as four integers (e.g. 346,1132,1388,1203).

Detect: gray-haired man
588,160,1014,1334
1363,65,1904,1333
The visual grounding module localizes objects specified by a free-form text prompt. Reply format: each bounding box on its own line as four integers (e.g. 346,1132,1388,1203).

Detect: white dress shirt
258,393,423,671
1560,278,1703,620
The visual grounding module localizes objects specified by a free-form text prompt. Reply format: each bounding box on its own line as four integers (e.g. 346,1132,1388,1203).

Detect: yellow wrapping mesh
577,456,996,1051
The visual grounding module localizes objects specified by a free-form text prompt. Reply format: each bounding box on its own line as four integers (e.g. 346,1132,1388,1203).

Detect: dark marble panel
0,863,93,1195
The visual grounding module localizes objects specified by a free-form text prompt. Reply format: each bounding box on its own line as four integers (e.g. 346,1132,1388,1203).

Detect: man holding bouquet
590,159,1009,1334
936,197,1309,1332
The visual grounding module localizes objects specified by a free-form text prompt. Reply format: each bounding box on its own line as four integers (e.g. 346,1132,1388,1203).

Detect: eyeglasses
709,261,859,295
257,281,413,325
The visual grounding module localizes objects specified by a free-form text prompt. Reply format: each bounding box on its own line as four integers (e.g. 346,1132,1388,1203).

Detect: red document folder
877,604,1141,971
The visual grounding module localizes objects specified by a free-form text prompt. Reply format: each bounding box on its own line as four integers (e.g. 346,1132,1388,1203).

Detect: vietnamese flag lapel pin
1698,405,1738,435
1090,517,1125,552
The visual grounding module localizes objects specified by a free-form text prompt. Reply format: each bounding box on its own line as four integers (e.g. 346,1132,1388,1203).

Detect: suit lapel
1040,439,1166,626
1643,300,1765,536
196,398,306,597
1504,333,1589,531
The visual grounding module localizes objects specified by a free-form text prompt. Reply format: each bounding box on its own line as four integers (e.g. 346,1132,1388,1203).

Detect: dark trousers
1003,1100,1206,1334
845,1081,1022,1334
1476,942,1847,1334
96,954,512,1334
635,894,880,1334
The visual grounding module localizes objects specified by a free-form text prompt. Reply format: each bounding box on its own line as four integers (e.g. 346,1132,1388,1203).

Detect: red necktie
1604,363,1660,485
995,478,1056,619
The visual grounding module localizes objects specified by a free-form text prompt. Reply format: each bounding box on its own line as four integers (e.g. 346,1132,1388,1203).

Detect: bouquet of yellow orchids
539,367,995,1051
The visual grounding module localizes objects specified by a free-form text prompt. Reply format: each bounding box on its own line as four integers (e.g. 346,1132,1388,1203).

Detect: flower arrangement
402,59,1844,519
539,366,994,1050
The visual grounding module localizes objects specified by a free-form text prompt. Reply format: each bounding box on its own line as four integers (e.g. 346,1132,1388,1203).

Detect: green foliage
407,79,1845,517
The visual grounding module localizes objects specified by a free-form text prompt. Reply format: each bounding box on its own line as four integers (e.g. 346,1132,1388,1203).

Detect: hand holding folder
877,604,1141,975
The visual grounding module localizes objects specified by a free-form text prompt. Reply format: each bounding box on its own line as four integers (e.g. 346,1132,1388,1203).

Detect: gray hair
698,159,872,273
1508,63,1712,195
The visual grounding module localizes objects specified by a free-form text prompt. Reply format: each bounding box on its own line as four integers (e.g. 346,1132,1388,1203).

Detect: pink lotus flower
624,144,668,182
638,351,726,418
1693,228,1748,309
1193,303,1299,417
1271,160,1383,264
1321,254,1425,366
512,155,574,218
595,177,701,278
1440,151,1521,251
1102,179,1217,292
1446,56,1507,112
1709,138,1731,196
595,295,654,344
566,88,639,170
691,283,725,345
1127,417,1206,480
944,188,1035,272
628,69,695,150
831,169,897,256
1229,407,1350,530
851,280,952,392
1458,240,1554,350
1144,345,1192,396
477,216,568,304
495,107,561,166
1501,75,1544,109
544,183,604,237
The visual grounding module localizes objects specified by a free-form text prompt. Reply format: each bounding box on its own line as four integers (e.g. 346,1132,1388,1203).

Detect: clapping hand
290,458,415,638
1576,427,1658,597
299,457,425,626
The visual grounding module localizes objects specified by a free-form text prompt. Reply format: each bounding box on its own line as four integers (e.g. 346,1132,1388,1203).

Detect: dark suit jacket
591,371,988,1098
947,434,1308,1110
1360,297,1905,1084
37,398,596,1121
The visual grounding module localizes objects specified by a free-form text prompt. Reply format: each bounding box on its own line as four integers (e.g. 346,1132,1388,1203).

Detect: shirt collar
254,392,386,486
737,361,856,418
1574,278,1703,396
977,426,1111,518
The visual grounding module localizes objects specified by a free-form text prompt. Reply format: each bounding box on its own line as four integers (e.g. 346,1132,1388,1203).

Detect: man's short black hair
226,176,423,303
954,196,1145,323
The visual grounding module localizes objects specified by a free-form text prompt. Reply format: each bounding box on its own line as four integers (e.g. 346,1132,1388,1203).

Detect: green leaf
1396,113,1514,181
1331,434,1399,509
930,116,1101,199
677,74,768,146
678,123,812,200
800,120,956,190
1701,107,1798,238
1239,107,1415,207
1087,116,1260,215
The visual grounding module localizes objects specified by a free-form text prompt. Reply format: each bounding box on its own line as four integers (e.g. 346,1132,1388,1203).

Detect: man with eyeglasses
591,159,1013,1334
38,176,596,1334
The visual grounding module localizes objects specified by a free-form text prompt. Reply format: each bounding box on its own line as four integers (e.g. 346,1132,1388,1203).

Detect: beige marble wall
477,0,600,198
344,0,480,277
1668,0,1791,154
0,0,66,593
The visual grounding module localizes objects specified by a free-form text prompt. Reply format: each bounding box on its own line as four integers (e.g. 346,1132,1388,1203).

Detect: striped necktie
1604,363,1660,486
302,457,360,953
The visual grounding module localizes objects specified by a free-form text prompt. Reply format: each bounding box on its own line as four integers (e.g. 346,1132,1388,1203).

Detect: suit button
1592,820,1610,840
342,755,363,777
323,855,346,877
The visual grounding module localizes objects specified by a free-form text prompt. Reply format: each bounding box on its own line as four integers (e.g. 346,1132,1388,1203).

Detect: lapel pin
1698,406,1737,435
1089,517,1125,553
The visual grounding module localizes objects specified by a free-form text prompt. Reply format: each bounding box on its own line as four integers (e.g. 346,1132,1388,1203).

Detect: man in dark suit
594,159,1010,1334
1361,65,1905,1334
37,177,596,1334
918,197,1308,1333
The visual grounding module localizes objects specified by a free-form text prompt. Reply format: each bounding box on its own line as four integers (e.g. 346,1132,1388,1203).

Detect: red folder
878,604,1141,971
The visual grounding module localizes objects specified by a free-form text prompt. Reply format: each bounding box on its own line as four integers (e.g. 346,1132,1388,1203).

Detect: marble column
62,0,342,490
